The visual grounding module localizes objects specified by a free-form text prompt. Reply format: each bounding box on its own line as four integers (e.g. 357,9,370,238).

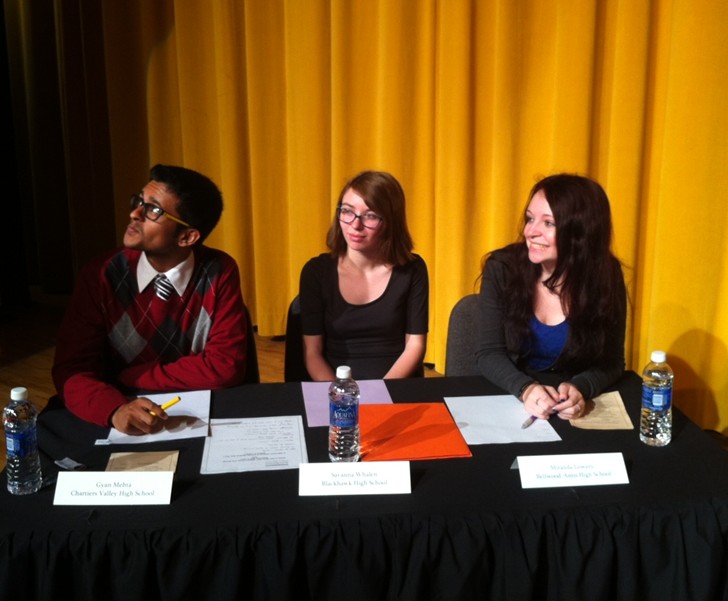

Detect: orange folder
359,403,472,462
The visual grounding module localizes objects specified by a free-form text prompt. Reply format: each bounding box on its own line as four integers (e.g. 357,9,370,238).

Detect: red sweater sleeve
116,255,248,392
52,253,129,426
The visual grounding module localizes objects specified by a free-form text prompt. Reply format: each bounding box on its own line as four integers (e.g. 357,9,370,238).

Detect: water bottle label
330,403,358,429
641,385,672,410
5,429,37,458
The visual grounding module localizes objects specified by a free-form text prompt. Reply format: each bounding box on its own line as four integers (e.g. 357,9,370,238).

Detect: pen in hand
148,396,181,418
521,415,538,429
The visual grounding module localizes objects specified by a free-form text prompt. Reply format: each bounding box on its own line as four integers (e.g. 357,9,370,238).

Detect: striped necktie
153,274,175,301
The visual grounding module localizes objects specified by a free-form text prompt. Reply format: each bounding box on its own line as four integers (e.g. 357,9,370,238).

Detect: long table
2,373,728,600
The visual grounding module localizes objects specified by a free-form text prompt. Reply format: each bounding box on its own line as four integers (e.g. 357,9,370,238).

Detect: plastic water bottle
640,350,673,447
328,365,360,462
4,387,42,494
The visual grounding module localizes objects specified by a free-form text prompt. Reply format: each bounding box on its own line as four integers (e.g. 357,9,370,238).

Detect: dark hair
149,164,223,243
494,174,625,370
326,171,415,265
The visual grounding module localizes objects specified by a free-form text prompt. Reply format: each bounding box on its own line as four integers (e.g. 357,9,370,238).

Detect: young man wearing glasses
52,164,248,434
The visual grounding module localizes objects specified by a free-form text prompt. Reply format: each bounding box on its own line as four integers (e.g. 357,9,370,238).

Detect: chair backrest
284,295,311,382
242,304,260,384
445,294,481,377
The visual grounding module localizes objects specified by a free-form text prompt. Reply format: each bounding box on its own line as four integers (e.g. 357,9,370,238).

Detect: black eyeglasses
130,194,191,227
337,206,383,229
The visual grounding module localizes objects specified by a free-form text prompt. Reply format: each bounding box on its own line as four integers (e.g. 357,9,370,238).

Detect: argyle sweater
52,246,248,426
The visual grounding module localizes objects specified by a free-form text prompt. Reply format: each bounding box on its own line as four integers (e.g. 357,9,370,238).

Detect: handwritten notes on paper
200,416,308,474
570,391,634,429
106,451,179,472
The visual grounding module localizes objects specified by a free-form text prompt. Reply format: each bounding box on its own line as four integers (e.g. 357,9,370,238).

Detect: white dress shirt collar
137,252,195,297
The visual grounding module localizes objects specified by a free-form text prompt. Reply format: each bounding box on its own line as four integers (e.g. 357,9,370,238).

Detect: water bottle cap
335,365,352,379
650,350,666,363
10,387,28,401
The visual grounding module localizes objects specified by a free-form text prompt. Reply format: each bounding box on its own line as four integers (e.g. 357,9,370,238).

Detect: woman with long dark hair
475,174,626,421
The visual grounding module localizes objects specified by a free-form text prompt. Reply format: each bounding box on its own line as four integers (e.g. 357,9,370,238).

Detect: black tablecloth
2,373,728,600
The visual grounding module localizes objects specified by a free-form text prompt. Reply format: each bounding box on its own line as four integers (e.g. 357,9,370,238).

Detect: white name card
53,471,174,505
299,461,411,496
517,452,629,489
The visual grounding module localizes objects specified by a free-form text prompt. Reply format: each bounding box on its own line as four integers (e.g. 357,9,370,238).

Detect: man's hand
110,398,167,435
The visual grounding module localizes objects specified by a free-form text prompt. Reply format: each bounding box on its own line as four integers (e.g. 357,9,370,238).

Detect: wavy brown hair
326,171,415,266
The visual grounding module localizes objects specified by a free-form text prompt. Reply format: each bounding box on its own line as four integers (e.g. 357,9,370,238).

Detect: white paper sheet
97,390,211,445
200,416,308,474
444,394,562,444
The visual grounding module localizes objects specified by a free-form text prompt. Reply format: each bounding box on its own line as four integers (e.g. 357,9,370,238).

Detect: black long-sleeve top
475,248,626,400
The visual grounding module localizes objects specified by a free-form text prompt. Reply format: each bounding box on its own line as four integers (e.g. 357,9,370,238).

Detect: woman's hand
552,382,586,419
521,383,560,420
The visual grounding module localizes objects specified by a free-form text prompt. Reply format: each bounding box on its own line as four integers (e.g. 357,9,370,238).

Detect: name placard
53,471,174,505
299,461,411,496
517,452,629,489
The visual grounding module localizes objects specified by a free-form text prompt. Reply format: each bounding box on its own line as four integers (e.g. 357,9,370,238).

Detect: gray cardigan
474,249,626,400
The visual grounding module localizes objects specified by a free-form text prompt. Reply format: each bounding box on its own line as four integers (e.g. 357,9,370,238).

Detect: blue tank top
526,315,569,370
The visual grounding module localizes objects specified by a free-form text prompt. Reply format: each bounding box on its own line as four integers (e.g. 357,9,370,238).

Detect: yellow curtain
99,0,728,431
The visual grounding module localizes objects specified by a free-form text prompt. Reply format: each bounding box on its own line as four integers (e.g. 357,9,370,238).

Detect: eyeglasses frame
130,193,192,228
336,205,383,230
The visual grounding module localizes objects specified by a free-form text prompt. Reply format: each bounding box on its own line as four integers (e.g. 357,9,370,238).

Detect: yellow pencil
161,396,182,411
149,396,181,417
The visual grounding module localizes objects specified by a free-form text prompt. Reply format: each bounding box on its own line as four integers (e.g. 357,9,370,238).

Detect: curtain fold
46,0,727,429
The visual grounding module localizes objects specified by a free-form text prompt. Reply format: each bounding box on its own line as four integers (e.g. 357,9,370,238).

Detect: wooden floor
0,289,442,471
